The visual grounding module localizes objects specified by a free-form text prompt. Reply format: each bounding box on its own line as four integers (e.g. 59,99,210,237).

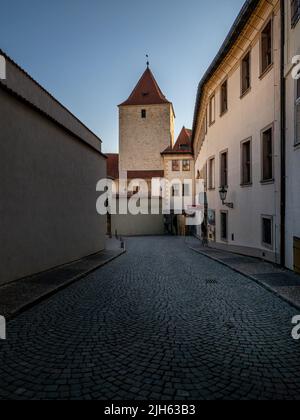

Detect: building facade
0,49,107,285
118,66,175,191
284,0,300,272
107,66,177,236
162,127,195,202
192,0,282,263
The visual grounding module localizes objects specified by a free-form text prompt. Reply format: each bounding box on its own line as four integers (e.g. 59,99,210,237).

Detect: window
141,109,146,119
220,151,228,187
172,160,180,172
241,52,251,95
172,184,180,197
241,139,252,185
262,127,273,182
220,80,228,115
180,144,189,151
296,78,300,145
209,94,215,125
183,183,190,197
208,157,215,189
291,0,300,27
261,20,273,74
220,211,228,242
262,216,273,248
205,107,208,134
182,160,191,172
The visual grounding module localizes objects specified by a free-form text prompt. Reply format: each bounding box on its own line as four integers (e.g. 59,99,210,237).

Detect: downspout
280,0,286,267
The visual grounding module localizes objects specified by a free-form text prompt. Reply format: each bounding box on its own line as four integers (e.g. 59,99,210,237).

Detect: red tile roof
161,127,193,155
119,67,171,107
106,154,119,179
127,170,164,179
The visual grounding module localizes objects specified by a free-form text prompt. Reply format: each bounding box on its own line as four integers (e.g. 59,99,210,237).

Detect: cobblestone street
0,237,300,400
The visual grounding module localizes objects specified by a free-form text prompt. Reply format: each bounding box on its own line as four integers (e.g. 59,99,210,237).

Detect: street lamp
219,186,234,209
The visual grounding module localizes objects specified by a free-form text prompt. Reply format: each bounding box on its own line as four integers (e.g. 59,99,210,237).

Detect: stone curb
4,249,126,321
189,246,300,312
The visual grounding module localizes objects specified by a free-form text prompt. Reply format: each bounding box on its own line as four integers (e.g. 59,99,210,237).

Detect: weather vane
146,54,149,68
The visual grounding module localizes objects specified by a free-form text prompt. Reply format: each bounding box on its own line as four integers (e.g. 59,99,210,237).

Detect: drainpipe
280,0,286,267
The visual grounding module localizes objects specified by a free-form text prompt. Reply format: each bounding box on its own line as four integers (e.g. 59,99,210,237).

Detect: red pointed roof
119,67,171,107
161,127,193,155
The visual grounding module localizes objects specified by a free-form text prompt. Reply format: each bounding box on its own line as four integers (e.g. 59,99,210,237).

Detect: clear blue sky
1,0,245,153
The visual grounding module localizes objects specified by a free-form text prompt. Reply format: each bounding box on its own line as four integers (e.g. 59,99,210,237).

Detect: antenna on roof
146,54,150,68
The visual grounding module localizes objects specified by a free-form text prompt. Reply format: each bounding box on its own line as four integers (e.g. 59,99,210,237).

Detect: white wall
194,2,281,263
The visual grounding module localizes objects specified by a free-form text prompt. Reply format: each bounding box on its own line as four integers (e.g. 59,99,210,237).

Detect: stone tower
118,66,175,180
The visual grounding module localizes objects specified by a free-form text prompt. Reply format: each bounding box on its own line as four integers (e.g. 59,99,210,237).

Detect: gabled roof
106,154,119,179
119,67,172,107
162,127,193,155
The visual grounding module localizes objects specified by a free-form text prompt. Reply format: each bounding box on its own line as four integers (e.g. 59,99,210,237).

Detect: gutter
280,0,286,267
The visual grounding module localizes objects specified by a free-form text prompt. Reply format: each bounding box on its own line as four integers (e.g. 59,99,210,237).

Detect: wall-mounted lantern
219,186,234,209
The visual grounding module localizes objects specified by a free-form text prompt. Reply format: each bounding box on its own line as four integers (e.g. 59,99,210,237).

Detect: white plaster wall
194,8,281,263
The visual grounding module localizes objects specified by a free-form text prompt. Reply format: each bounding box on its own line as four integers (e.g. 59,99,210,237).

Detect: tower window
172,160,180,172
182,160,191,172
141,109,147,119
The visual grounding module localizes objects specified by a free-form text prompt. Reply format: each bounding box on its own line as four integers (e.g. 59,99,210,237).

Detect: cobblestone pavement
0,237,300,400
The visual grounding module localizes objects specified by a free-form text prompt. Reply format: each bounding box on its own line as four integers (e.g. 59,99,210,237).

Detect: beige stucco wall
194,0,281,263
0,87,106,285
284,4,300,270
119,104,174,175
163,154,195,203
111,198,164,236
